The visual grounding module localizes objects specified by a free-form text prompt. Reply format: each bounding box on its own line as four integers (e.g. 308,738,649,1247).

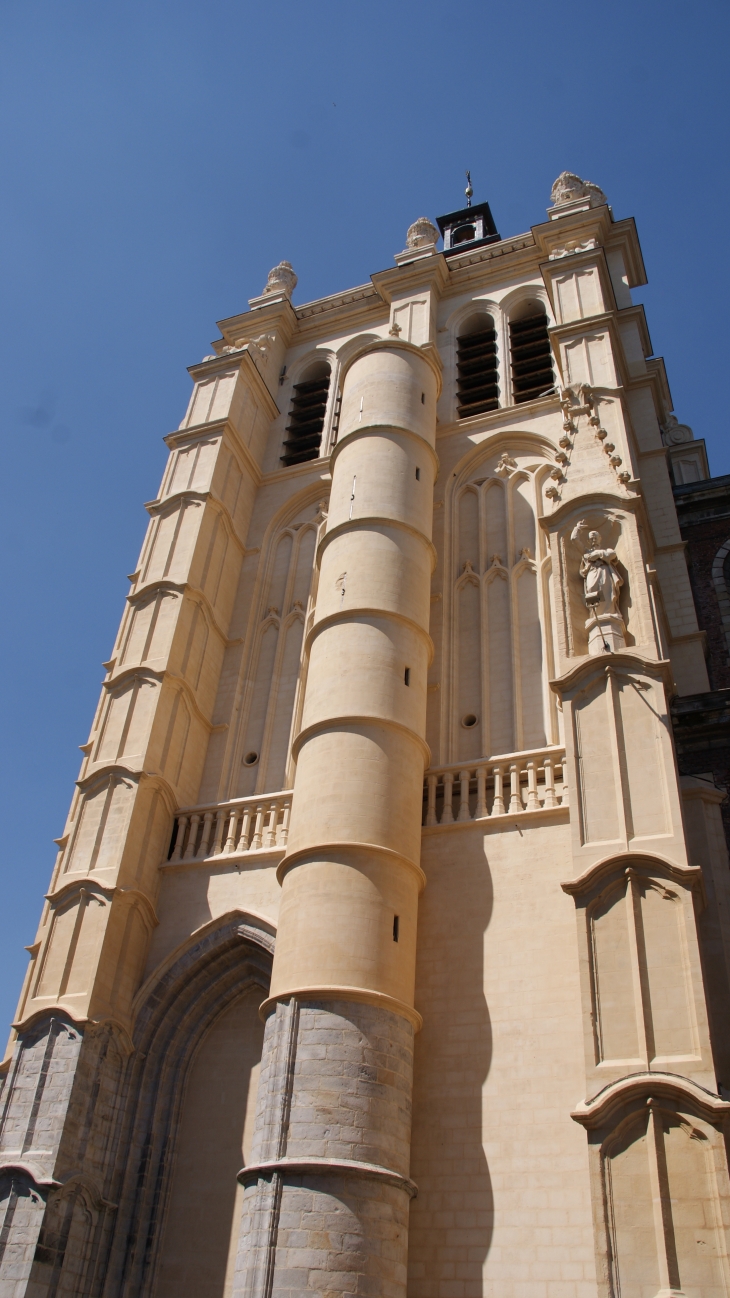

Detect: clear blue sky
1,0,728,1032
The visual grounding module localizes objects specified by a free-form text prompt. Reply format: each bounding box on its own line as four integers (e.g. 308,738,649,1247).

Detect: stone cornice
216,295,298,349
532,209,646,287
442,231,536,281
296,283,379,318
186,348,281,421
370,254,449,304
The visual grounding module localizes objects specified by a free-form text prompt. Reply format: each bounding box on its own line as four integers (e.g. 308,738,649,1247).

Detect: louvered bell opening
509,314,554,404
281,374,331,466
456,325,499,419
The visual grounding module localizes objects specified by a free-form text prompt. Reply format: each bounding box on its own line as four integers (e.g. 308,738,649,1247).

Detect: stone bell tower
3,174,730,1298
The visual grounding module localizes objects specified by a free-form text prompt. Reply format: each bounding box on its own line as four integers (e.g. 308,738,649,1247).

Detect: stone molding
305,605,434,663
561,850,704,899
290,713,432,767
258,986,423,1032
328,420,441,478
317,511,438,572
571,1070,730,1129
275,840,426,892
238,1155,418,1197
337,335,444,394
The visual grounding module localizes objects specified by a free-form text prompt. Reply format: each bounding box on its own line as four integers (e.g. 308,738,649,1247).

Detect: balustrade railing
422,747,568,827
168,791,292,863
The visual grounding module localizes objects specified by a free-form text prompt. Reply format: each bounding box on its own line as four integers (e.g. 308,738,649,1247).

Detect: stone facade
3,174,730,1297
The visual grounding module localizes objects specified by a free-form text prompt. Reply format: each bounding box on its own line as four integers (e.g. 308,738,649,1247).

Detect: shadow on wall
408,840,493,1295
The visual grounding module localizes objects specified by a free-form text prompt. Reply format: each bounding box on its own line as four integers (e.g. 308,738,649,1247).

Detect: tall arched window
456,314,499,418
508,302,554,404
281,361,331,465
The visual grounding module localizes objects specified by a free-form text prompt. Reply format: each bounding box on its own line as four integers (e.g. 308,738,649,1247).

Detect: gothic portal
3,173,730,1298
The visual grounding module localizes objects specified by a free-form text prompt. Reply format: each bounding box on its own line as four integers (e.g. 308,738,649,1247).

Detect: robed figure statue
570,521,623,617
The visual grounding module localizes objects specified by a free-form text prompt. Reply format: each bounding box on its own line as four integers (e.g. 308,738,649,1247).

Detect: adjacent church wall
411,817,594,1296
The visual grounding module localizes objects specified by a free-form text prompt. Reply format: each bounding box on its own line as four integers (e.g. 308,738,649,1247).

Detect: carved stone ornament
550,171,607,209
570,519,626,654
262,260,298,298
661,412,695,446
494,452,518,478
406,217,439,250
548,238,598,260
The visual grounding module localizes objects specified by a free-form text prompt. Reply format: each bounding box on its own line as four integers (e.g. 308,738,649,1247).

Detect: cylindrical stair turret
234,340,440,1298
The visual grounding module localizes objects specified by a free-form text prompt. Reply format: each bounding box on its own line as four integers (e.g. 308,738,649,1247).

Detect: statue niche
570,519,627,654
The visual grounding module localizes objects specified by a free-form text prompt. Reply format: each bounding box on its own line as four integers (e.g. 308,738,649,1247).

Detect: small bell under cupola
436,170,500,255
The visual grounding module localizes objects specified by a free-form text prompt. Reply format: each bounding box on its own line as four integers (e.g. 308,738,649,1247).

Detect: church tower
3,174,730,1298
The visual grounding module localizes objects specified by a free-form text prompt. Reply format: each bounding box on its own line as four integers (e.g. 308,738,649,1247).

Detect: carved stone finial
262,260,298,298
406,217,439,250
661,412,695,446
389,321,402,338
550,171,607,209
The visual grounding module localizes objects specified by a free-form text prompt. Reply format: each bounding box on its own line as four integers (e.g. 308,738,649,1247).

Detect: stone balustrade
422,746,568,827
168,791,292,863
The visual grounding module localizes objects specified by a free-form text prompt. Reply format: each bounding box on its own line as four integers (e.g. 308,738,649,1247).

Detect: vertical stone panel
591,881,641,1065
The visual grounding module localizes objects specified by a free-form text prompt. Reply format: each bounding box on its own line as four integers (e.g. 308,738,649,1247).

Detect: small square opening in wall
404,668,410,686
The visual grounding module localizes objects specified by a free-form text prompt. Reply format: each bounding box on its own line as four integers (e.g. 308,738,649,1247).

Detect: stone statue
571,521,622,616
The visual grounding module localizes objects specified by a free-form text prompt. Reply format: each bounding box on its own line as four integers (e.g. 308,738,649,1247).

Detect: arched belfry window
281,361,331,466
456,314,499,418
508,304,554,404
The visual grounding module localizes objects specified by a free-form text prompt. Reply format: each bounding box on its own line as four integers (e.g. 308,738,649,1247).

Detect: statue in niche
570,521,622,615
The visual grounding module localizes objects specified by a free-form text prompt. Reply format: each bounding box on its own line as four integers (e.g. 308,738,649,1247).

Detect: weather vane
465,170,473,208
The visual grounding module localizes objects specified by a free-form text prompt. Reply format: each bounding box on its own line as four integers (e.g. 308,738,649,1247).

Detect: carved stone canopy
406,217,439,250
262,261,298,298
550,171,607,209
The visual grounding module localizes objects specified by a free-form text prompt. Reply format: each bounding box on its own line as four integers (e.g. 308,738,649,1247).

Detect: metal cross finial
465,170,473,207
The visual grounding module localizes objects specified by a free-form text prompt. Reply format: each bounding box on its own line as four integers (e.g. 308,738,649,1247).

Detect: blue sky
1,0,728,1032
